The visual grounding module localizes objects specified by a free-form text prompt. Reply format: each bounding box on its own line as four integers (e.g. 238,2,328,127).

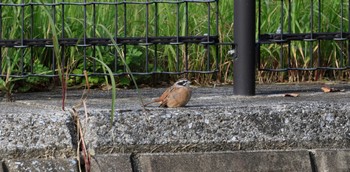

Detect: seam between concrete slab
309,151,317,172
130,153,139,172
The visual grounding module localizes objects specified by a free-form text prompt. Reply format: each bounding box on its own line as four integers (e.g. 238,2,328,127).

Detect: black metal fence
0,0,225,79
1,0,349,95
257,0,350,71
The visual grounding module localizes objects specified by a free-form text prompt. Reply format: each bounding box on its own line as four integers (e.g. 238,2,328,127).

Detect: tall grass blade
90,57,116,125
98,24,146,123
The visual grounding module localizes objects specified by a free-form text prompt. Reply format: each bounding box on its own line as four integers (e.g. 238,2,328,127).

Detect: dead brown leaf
284,93,299,97
321,86,344,93
321,86,331,92
100,83,113,91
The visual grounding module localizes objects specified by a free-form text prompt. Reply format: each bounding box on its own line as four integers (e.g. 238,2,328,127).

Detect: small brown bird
144,79,192,108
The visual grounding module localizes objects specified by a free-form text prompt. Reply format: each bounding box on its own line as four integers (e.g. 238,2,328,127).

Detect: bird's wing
166,86,191,107
144,87,170,106
158,86,178,107
155,86,173,102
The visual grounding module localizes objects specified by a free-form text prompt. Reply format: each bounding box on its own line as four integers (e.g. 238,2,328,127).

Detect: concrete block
313,149,350,172
136,150,312,172
0,111,75,160
4,159,78,172
82,101,350,153
90,154,133,172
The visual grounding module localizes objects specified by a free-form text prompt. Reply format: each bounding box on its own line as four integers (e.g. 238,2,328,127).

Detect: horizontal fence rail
0,36,219,47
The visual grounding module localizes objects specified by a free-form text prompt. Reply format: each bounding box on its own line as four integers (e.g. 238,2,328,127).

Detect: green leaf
119,77,130,86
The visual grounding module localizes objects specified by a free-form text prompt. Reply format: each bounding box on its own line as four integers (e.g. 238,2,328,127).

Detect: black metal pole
233,0,256,95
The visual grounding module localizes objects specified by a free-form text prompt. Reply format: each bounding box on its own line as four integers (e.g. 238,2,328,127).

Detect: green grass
1,0,349,88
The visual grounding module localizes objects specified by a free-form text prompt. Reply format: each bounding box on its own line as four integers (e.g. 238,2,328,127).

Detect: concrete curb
1,150,349,171
81,102,349,153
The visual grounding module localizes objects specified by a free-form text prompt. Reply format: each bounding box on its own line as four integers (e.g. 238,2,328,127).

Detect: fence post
233,0,256,96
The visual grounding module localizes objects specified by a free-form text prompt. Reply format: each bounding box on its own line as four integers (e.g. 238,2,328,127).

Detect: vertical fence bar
280,0,284,38
185,1,189,72
215,0,219,72
83,0,87,71
233,0,256,95
20,0,25,75
175,0,180,72
92,2,96,73
114,0,118,73
145,0,150,73
52,0,56,75
338,0,344,67
317,0,322,67
154,1,158,72
340,0,344,39
308,0,314,68
310,0,314,38
30,0,34,74
206,2,211,71
288,0,291,34
287,0,291,69
257,0,261,70
341,0,345,67
123,0,127,72
348,0,350,66
279,0,284,68
0,0,3,73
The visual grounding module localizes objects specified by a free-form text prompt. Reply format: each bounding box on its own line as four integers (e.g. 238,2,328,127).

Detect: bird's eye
177,80,187,86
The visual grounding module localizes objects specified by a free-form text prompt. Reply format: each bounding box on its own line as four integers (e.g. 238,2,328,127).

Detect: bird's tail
143,101,155,107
